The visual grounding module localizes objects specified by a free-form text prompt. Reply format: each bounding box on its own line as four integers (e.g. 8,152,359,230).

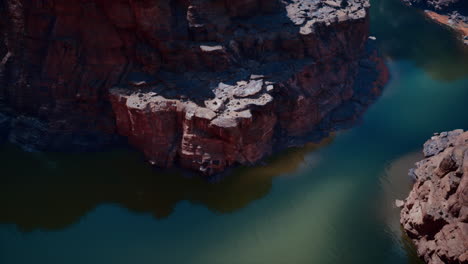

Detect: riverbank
401,0,468,45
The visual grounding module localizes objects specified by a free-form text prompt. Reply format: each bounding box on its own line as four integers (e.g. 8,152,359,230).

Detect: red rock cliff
0,0,388,174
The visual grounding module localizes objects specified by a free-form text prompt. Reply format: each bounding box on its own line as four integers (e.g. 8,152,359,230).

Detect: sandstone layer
0,0,388,175
402,0,468,44
400,130,468,264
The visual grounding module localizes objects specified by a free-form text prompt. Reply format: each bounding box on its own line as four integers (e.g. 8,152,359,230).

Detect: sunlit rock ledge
109,0,388,175
0,0,388,175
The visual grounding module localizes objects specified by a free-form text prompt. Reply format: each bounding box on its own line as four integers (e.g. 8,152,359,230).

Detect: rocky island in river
0,0,388,175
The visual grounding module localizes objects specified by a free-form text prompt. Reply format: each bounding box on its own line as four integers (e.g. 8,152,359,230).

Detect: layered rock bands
400,130,468,264
0,0,388,175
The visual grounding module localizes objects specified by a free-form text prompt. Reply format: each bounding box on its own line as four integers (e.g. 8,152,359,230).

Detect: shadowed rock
0,0,388,174
109,0,388,175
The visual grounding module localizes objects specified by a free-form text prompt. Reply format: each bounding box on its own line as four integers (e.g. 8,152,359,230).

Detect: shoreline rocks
401,0,468,45
400,130,468,264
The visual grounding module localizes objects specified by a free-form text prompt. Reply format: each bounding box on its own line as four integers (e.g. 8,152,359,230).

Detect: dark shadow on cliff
0,136,333,232
370,0,468,81
120,1,293,104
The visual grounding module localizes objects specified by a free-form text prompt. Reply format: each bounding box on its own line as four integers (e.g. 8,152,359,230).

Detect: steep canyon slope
0,0,388,175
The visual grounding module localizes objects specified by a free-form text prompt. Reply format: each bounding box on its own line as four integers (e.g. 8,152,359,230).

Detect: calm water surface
1,0,468,263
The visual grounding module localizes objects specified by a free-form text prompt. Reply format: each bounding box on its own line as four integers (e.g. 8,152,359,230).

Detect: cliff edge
0,0,388,175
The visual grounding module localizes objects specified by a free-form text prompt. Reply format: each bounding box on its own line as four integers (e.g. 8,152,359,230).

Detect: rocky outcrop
401,0,468,44
109,0,388,175
399,130,468,264
0,0,388,174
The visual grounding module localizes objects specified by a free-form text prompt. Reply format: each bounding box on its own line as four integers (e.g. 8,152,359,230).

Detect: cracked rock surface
110,0,388,175
400,130,468,264
0,0,388,174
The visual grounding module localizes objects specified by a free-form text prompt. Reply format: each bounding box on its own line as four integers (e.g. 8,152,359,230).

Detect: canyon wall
399,130,468,264
0,0,388,174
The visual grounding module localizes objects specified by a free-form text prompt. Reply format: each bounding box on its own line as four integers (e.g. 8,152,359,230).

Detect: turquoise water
1,0,468,263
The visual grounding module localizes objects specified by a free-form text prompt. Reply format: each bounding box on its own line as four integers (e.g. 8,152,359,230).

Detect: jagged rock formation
0,0,388,174
402,0,468,44
399,130,468,264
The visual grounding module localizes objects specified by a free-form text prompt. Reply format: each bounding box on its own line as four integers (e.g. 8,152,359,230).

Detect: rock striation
402,0,468,45
400,130,468,264
0,0,388,174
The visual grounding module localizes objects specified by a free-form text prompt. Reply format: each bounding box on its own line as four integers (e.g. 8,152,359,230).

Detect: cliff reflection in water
377,152,425,264
0,137,333,231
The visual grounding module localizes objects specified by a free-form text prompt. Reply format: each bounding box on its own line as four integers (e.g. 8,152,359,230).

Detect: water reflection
401,227,425,264
377,152,425,264
0,137,333,231
370,0,468,81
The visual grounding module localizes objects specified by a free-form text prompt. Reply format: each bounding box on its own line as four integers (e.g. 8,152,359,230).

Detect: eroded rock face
400,130,468,264
109,0,388,175
0,0,388,174
401,0,468,44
